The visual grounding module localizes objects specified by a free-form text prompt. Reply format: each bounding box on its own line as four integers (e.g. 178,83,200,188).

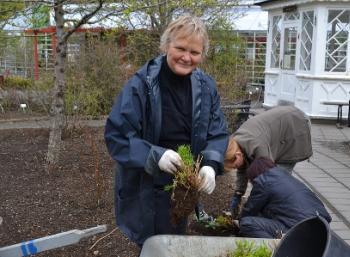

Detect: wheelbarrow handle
0,225,107,257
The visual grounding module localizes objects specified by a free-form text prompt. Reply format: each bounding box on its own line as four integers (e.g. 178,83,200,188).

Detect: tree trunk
46,1,66,172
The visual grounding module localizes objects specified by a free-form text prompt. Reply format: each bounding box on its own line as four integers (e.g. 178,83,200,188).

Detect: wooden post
33,31,39,80
51,28,57,59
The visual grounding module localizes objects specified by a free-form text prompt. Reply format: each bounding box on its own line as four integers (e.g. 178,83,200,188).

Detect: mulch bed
0,124,235,257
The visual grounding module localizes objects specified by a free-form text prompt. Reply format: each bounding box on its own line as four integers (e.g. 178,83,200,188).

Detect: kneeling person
239,158,331,238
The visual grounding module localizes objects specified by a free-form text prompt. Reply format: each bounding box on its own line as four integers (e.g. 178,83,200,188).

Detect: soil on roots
170,184,200,225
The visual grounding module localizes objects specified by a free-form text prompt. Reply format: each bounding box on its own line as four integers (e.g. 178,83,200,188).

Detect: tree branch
63,0,104,41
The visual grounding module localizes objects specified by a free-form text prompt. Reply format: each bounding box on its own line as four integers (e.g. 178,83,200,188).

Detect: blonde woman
105,15,228,246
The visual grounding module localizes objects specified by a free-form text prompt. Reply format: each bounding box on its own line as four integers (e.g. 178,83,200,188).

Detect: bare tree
114,0,241,33
47,0,111,171
46,0,245,171
1,1,245,171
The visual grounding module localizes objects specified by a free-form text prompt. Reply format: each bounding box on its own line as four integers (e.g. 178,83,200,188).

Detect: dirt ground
0,113,235,257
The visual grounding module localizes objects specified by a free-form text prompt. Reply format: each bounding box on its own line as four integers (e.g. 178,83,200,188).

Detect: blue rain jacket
105,55,228,244
240,167,331,235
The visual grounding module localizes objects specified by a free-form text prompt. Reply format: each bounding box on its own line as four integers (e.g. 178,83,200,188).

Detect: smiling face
165,35,204,76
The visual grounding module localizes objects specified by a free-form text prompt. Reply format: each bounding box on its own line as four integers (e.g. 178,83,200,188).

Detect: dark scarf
246,158,276,181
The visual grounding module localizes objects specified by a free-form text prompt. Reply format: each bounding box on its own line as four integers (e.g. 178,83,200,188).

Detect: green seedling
164,145,201,192
200,214,233,231
228,240,272,257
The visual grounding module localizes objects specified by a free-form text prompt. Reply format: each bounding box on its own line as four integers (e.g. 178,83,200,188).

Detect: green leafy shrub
202,30,248,103
64,34,125,117
228,240,272,257
33,73,53,91
124,30,160,67
3,76,33,89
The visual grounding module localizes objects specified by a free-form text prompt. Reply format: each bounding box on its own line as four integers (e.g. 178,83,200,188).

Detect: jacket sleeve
200,77,229,175
240,180,269,218
104,76,165,176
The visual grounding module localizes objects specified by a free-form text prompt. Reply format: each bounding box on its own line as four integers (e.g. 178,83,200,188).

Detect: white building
257,0,350,120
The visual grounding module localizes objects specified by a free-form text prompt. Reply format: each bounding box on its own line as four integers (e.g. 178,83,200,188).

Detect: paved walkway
294,121,350,245
1,115,350,245
0,116,105,129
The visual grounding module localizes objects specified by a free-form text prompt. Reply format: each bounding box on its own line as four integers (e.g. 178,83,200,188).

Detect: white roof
231,7,268,31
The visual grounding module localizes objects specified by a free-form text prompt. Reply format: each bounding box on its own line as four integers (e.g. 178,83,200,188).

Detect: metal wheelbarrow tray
140,235,279,257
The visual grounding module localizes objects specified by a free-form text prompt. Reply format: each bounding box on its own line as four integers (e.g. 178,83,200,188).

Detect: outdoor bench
321,100,350,128
221,99,255,132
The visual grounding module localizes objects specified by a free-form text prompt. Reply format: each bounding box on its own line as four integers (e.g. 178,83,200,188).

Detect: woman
239,158,331,238
224,105,312,218
105,15,228,246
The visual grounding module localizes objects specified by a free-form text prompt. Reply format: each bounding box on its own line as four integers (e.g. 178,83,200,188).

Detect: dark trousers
239,216,288,238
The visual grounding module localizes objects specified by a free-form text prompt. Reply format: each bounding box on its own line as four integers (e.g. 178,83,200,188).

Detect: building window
300,11,314,71
283,26,297,70
284,12,300,21
325,10,350,72
271,15,282,68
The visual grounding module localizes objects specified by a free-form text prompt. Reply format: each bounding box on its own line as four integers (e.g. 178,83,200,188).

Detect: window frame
324,9,350,73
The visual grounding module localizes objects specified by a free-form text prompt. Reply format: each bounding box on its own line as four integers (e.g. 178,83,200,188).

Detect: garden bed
0,124,235,256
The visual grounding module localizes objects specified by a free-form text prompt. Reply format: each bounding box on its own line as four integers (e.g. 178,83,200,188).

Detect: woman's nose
181,52,191,62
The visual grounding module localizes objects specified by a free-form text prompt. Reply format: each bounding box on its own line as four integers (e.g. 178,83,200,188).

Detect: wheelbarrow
140,216,350,257
140,235,279,257
0,225,107,257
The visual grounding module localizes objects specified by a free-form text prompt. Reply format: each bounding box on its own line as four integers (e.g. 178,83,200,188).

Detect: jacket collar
137,55,204,146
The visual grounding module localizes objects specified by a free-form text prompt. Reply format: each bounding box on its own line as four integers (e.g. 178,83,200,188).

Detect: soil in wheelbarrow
0,124,236,257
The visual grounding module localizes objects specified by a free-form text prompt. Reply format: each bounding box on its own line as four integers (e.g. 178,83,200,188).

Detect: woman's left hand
198,166,216,194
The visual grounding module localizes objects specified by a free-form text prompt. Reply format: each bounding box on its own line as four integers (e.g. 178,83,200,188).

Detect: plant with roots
167,145,202,225
173,145,202,191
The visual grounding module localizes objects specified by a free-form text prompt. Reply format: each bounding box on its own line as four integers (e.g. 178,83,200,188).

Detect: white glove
158,150,183,174
198,166,216,194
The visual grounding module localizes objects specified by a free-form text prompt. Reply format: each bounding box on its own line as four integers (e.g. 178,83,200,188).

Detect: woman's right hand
158,150,183,174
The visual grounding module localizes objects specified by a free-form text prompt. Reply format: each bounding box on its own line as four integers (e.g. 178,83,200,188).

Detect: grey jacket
234,106,312,194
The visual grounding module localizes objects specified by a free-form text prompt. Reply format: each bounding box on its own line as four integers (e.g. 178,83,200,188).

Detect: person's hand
158,150,183,174
231,194,242,219
198,166,216,194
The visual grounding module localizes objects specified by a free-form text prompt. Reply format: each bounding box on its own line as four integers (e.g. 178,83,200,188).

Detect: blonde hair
224,136,241,172
160,15,209,56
